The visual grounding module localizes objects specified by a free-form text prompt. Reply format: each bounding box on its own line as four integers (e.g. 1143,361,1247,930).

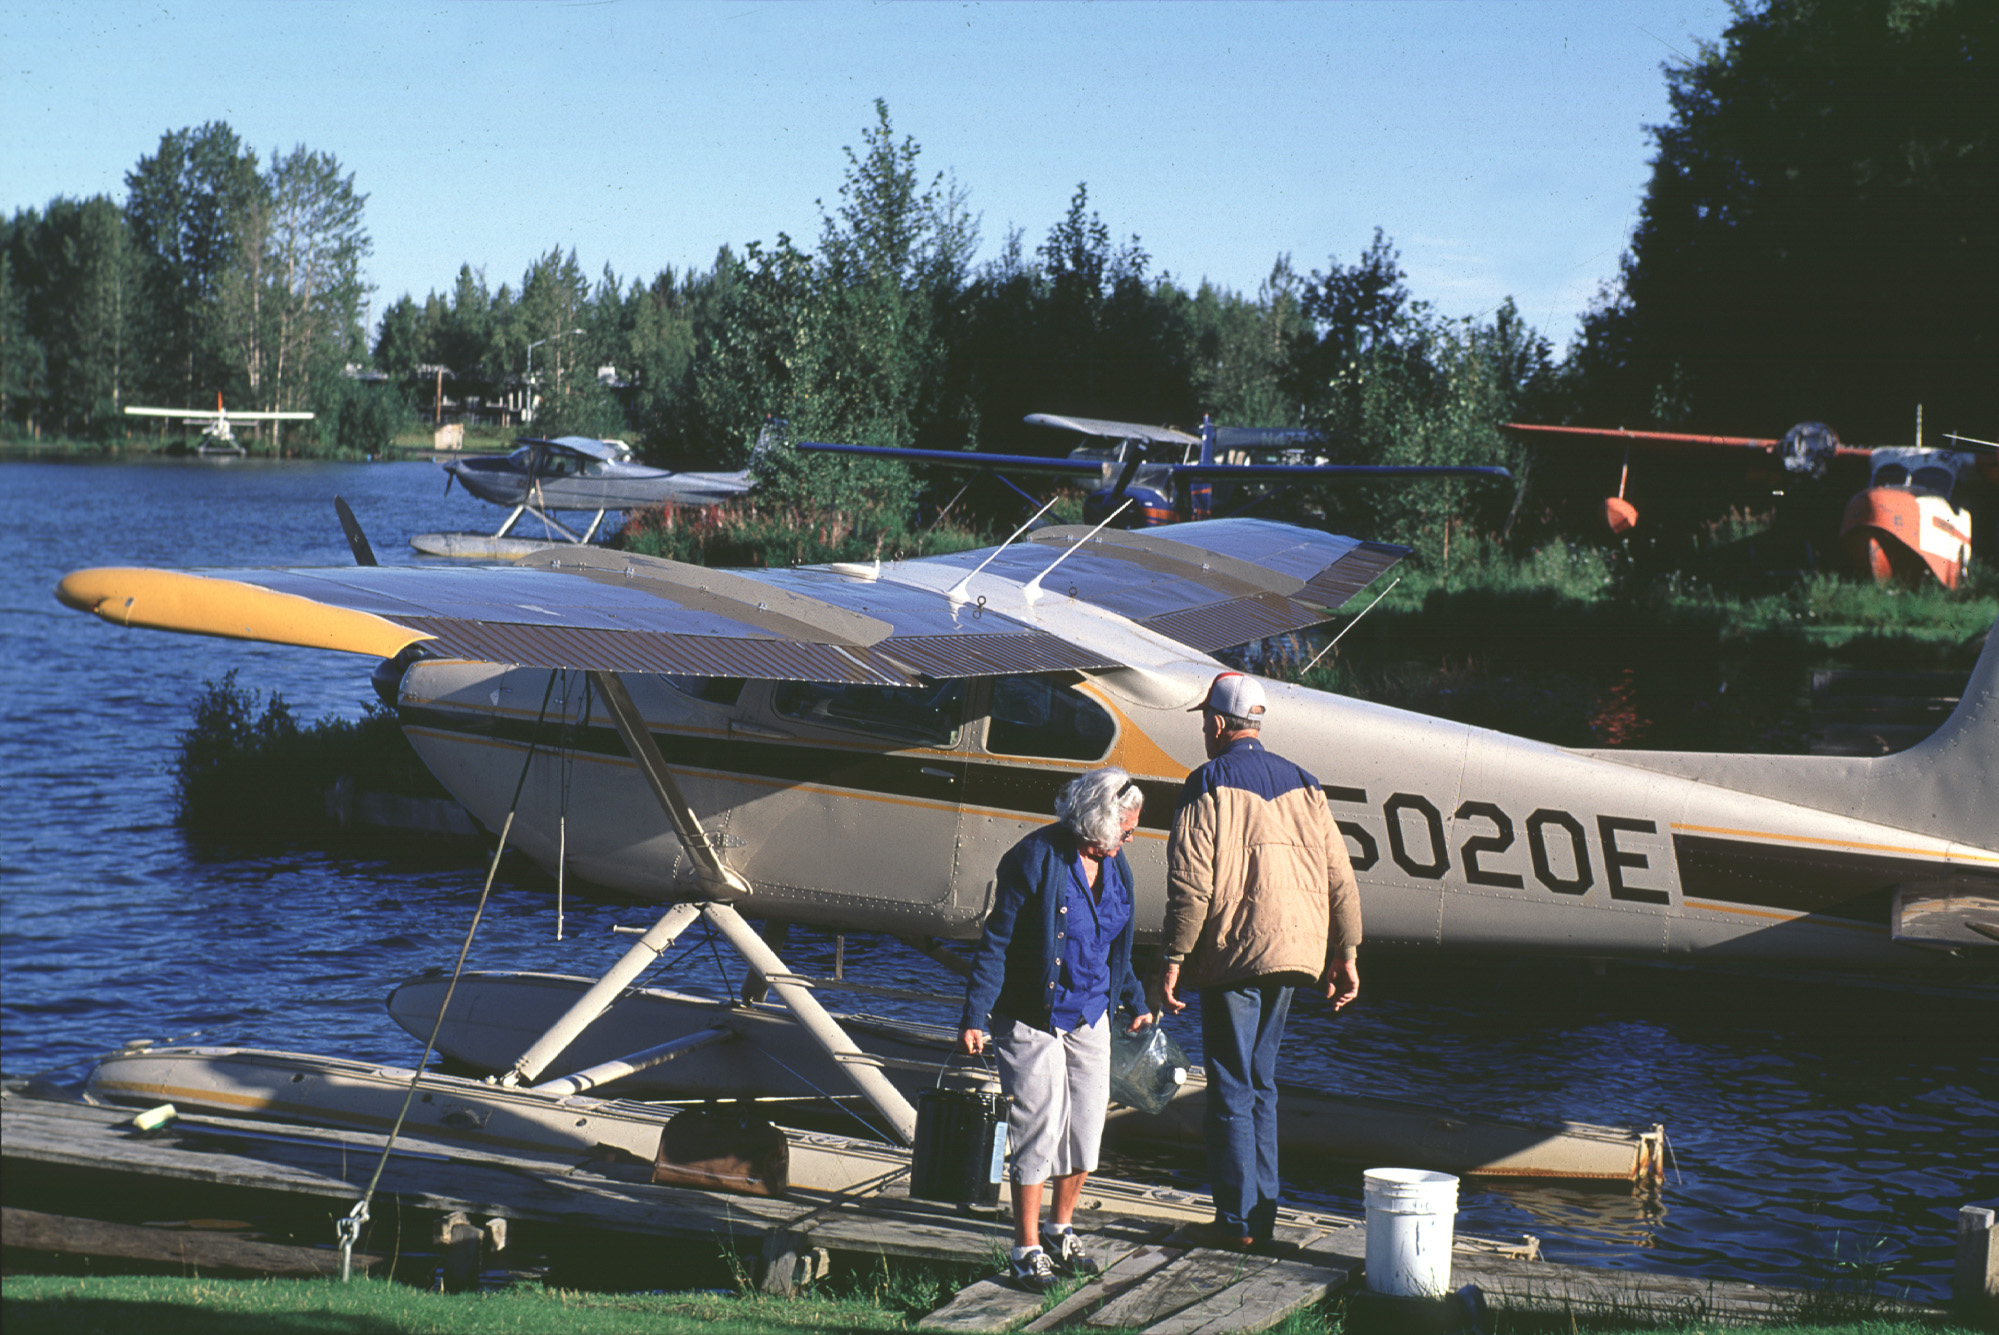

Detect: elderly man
1156,671,1361,1250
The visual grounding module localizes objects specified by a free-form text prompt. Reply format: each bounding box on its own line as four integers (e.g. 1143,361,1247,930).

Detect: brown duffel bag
652,1103,790,1198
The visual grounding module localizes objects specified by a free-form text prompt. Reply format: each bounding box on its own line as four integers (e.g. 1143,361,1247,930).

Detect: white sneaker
1049,1229,1102,1278
1008,1246,1059,1293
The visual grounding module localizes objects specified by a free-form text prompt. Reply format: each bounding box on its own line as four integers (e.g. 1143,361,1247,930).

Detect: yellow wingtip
55,567,429,659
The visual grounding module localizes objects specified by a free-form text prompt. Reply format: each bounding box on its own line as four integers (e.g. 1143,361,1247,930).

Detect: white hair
1055,766,1143,847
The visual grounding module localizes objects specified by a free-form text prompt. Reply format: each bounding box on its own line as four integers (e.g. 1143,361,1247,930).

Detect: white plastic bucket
1363,1168,1459,1297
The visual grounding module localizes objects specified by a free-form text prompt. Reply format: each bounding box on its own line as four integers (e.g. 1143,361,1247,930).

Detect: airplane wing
796,442,1119,478
1023,414,1202,446
56,519,1405,684
1168,463,1514,482
1504,422,1871,460
121,406,314,421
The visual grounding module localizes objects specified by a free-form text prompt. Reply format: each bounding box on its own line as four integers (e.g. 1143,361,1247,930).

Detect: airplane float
1505,414,1997,589
800,413,1512,527
123,394,315,456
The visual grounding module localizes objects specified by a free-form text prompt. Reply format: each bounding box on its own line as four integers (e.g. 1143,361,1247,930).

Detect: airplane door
724,678,971,934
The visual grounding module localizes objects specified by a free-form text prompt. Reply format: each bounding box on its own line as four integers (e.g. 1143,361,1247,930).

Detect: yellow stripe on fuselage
57,567,428,659
1671,821,1999,865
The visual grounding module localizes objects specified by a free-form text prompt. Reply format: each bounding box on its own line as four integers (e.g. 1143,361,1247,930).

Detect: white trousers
994,1012,1111,1185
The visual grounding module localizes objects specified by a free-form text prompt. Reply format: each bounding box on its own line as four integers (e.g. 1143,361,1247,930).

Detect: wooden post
434,367,444,426
1958,1205,1997,1323
434,1210,485,1292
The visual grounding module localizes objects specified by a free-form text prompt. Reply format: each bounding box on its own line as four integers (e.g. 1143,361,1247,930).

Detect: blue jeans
1199,980,1292,1240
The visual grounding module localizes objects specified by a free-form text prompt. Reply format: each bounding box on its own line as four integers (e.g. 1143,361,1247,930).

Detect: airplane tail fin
1862,618,1999,847
1588,618,1996,851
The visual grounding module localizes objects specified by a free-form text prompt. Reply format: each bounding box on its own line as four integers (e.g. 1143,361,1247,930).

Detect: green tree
1184,257,1308,427
263,144,371,435
0,198,137,436
1574,0,1997,438
0,249,48,435
124,123,262,408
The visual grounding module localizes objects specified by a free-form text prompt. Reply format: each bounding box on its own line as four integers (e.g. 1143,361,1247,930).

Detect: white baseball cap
1192,671,1267,719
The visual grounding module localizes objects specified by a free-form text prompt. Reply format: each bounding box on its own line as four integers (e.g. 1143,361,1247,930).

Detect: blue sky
3,1,1729,352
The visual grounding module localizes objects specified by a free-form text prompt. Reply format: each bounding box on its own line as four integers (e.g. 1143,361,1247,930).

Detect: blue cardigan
959,823,1149,1035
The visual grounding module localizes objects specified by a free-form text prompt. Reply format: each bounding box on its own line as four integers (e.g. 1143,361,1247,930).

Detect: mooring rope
337,668,562,1281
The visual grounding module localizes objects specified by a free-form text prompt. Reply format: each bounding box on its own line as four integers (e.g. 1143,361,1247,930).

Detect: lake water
2,458,1994,1302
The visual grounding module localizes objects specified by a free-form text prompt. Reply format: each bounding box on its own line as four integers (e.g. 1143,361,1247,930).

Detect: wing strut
498,670,920,1143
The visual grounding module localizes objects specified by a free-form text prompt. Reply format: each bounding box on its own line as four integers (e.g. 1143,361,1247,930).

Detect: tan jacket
1164,737,1361,991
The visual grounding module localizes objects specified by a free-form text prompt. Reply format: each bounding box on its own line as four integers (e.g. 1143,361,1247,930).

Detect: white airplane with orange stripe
56,514,1999,971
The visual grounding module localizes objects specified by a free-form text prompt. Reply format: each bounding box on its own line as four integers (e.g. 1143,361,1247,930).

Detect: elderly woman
958,767,1155,1293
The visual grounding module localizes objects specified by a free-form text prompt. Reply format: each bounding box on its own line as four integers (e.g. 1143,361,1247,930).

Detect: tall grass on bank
619,452,991,568
1,1275,1977,1335
174,672,447,842
1241,537,1996,752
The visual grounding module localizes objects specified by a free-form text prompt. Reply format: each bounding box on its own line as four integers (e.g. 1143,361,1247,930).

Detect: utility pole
525,329,584,427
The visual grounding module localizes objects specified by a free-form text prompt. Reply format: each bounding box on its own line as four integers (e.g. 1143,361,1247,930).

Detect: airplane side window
772,679,966,747
1912,466,1952,496
987,678,1116,761
1873,464,1909,487
664,676,745,706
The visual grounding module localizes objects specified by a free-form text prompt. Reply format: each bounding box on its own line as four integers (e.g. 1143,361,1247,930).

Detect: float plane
801,413,1512,527
57,515,1998,972
418,431,775,558
123,394,315,456
1506,414,1997,589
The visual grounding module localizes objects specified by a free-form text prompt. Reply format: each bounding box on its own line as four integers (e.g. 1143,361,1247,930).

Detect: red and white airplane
1505,416,1996,589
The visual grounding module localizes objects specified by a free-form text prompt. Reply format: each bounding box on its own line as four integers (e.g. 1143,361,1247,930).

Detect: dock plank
1087,1250,1275,1329
3,1097,802,1243
1022,1244,1183,1332
0,1206,382,1277
923,1239,1151,1332
1454,1254,1792,1322
1139,1253,1357,1335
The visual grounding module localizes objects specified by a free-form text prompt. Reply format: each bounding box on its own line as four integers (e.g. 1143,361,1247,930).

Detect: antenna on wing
947,496,1060,605
1301,576,1400,674
1022,499,1133,605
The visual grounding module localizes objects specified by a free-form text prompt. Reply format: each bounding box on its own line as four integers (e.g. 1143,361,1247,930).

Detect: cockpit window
1872,464,1909,487
986,677,1117,761
1912,466,1953,496
773,680,966,747
664,676,745,706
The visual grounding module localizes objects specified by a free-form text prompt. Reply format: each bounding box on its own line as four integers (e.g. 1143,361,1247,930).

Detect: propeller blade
334,496,378,567
443,468,454,496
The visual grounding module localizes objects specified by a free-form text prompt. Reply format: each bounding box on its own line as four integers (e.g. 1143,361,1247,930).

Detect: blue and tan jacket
1164,736,1361,991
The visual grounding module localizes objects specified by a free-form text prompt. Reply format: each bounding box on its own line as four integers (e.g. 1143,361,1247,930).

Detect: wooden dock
1,1088,1929,1330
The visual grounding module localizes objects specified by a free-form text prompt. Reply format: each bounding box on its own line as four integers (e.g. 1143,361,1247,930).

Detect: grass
1,1275,1979,1335
1239,536,1998,752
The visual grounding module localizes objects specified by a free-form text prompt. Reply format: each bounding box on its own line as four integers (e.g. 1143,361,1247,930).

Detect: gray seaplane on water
52,512,1997,1192
418,434,765,558
61,515,1998,965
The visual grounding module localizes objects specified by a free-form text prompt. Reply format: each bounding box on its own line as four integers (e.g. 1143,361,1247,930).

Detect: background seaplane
417,432,771,559
1505,414,1997,589
800,413,1513,527
123,394,315,456
51,506,1996,1187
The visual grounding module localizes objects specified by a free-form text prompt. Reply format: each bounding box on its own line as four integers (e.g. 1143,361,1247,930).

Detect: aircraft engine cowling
1779,421,1839,479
